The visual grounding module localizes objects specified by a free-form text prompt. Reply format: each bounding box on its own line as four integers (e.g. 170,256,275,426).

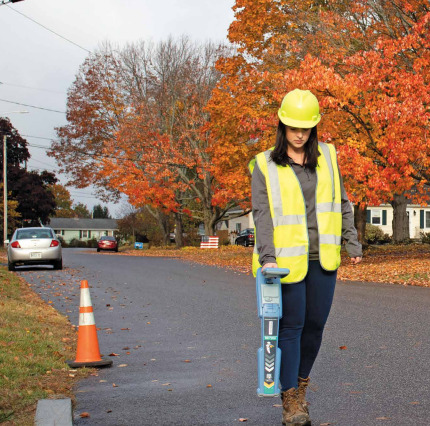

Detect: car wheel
8,261,15,272
53,259,63,270
97,248,100,252
245,240,249,247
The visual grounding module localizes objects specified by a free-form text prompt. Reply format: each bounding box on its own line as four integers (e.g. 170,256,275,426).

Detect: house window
370,209,387,225
426,212,430,228
82,230,88,238
372,210,381,225
236,223,242,233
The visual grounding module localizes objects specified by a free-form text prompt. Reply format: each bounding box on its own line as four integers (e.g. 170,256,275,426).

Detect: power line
0,81,65,95
6,5,91,54
30,157,56,168
28,143,50,150
0,98,66,113
23,135,54,141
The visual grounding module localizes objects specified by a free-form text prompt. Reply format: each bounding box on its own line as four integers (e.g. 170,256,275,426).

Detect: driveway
17,248,430,425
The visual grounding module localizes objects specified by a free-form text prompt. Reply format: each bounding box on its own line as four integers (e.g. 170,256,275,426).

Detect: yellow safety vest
249,142,342,283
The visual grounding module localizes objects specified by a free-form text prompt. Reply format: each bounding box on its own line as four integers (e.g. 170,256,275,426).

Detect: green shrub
68,238,88,248
420,232,430,244
87,238,98,248
365,224,392,244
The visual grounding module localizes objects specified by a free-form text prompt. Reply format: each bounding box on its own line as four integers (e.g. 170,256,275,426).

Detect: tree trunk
203,205,215,236
145,205,170,246
174,212,184,248
391,193,409,243
354,202,367,246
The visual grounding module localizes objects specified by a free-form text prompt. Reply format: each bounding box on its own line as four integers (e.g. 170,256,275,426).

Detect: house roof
48,218,118,230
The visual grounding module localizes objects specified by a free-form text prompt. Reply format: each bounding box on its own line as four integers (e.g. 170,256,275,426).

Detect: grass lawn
0,262,87,425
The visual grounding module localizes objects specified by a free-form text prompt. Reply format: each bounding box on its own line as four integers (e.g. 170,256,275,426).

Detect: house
47,218,118,244
366,204,430,239
216,209,254,244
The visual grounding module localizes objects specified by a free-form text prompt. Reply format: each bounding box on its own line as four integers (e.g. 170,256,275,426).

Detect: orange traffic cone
66,280,112,368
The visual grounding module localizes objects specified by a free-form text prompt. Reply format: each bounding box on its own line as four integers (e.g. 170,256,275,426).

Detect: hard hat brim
278,111,321,129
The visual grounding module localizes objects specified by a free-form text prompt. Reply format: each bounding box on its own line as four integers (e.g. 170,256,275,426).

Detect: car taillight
50,240,60,247
11,241,21,248
250,235,254,239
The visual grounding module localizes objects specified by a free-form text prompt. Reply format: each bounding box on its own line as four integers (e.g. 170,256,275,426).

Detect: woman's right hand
262,262,278,271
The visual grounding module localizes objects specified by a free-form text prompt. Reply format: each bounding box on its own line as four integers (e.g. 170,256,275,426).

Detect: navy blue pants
279,260,337,390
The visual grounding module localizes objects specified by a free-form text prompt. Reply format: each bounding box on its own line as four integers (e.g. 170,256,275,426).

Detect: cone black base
66,358,113,368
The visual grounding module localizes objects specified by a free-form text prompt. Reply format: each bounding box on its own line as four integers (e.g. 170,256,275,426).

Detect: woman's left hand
350,257,362,265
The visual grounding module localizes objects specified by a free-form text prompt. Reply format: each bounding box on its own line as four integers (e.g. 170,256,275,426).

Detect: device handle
261,267,290,279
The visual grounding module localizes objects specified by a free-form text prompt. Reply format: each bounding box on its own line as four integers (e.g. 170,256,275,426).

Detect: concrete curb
35,398,72,426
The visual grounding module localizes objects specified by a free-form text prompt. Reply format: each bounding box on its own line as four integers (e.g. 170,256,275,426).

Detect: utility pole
3,134,7,246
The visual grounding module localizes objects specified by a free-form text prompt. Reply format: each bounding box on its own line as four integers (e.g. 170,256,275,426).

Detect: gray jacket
251,157,362,266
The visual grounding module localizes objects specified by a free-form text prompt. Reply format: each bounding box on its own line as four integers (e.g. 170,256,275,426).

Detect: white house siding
49,218,118,243
216,211,254,244
367,205,430,239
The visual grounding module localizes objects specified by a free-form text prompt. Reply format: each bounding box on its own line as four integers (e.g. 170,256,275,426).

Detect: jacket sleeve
251,162,277,266
339,173,363,258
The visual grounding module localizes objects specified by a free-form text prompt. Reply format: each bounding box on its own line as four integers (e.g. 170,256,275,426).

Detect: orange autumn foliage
208,1,430,209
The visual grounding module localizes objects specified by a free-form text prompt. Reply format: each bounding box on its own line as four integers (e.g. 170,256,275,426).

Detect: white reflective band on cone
80,288,93,308
79,312,96,326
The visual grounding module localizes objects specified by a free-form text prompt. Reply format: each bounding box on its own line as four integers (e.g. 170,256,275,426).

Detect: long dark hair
270,121,319,169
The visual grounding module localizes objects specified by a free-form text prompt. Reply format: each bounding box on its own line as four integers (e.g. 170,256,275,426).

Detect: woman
250,89,362,426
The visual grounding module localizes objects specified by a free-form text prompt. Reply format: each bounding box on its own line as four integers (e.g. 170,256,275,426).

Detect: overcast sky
0,0,235,216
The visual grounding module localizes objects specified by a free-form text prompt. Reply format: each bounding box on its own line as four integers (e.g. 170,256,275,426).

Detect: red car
97,236,118,252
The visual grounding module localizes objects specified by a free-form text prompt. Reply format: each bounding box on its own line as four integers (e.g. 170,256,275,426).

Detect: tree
13,170,57,226
72,202,91,218
50,37,246,244
1,118,57,227
93,204,110,218
50,184,76,217
0,183,21,237
208,1,430,243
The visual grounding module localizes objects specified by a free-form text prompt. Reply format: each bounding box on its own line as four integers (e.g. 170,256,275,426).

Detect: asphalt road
16,248,430,425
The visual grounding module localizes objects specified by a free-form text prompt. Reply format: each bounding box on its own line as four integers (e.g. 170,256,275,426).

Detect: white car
7,227,63,271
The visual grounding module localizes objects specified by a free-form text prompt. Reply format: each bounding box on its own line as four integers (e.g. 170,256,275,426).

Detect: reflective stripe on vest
251,142,342,283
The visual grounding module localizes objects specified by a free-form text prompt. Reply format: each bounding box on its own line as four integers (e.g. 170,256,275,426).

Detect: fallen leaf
183,359,191,363
79,412,90,418
206,384,212,388
410,401,420,405
112,383,118,387
339,346,348,350
118,364,128,367
120,328,130,330
108,353,119,357
273,404,282,407
239,419,248,422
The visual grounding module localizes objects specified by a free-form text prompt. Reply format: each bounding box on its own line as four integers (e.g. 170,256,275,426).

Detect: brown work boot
297,377,310,413
281,388,311,425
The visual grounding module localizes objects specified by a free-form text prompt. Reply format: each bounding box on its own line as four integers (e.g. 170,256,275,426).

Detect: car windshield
100,236,115,241
16,229,53,239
